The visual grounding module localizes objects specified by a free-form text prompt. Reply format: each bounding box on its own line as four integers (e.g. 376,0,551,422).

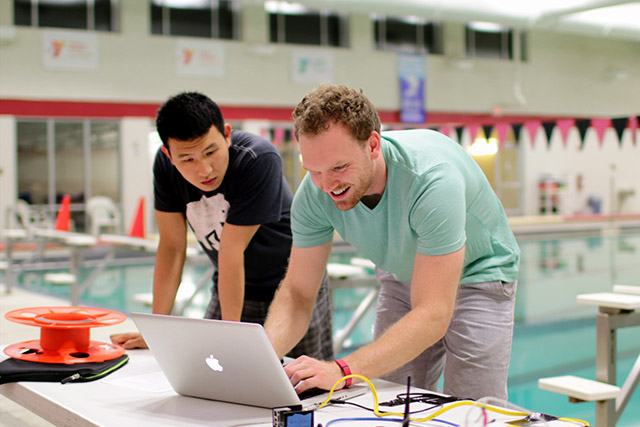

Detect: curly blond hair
292,84,381,145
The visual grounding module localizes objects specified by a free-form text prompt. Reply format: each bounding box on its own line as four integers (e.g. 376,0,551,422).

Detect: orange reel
4,306,127,364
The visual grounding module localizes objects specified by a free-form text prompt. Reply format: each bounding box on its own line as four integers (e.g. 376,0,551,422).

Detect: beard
331,162,375,211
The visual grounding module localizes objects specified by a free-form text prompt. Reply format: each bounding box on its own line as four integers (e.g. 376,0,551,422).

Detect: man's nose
197,160,213,176
321,173,336,192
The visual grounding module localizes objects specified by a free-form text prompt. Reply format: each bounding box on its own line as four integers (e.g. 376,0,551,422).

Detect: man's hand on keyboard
284,355,345,394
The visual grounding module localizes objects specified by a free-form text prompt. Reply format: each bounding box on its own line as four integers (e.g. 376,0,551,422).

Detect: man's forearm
152,279,181,314
217,223,261,321
265,242,333,359
343,249,464,381
345,304,451,380
217,257,245,321
152,247,186,314
265,282,316,359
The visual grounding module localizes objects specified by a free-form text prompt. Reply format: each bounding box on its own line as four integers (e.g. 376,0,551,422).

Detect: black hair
155,92,225,148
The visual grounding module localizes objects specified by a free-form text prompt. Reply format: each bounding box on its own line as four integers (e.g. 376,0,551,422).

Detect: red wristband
334,358,352,387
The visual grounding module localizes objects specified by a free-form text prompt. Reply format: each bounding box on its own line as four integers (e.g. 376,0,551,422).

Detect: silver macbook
130,312,366,409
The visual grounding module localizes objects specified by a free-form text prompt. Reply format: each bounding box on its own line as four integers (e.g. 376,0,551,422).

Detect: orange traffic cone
128,197,145,238
54,195,71,231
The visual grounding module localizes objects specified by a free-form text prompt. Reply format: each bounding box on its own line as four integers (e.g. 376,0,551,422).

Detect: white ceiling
288,0,640,40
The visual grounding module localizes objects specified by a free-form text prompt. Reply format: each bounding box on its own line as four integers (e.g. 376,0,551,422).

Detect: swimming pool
7,231,640,426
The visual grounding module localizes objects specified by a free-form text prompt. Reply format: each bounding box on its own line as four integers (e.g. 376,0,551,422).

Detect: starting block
327,263,366,279
576,292,640,310
538,375,620,402
44,272,76,286
133,293,153,306
613,285,640,295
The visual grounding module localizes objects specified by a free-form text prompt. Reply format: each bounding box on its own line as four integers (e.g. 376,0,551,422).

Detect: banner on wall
175,39,226,78
398,54,425,124
291,49,334,84
43,30,99,71
437,115,637,152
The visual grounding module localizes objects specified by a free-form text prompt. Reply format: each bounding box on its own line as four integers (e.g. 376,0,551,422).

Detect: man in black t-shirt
111,92,333,361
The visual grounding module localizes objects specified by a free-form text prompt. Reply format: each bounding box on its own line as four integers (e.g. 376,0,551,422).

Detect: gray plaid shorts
205,274,334,361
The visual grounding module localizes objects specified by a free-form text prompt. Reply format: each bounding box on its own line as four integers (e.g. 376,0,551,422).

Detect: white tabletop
1,349,584,427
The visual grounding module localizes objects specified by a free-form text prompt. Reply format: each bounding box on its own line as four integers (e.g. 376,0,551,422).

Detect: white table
1,349,586,427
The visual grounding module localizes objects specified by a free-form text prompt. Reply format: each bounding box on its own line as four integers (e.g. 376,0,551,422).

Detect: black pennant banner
511,124,523,145
542,121,556,148
455,126,464,144
436,115,633,150
575,119,590,149
611,117,628,146
482,125,493,140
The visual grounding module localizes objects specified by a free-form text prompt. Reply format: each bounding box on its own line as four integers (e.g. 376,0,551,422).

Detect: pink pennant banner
467,124,480,142
273,127,285,145
439,125,453,138
495,123,510,149
630,116,639,146
591,118,611,147
556,119,574,147
525,121,541,148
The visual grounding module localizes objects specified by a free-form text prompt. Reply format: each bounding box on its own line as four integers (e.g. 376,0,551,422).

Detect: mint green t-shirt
291,129,519,284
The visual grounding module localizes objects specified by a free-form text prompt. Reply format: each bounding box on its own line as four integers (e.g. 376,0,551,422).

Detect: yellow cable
318,374,590,426
318,374,379,410
559,417,591,426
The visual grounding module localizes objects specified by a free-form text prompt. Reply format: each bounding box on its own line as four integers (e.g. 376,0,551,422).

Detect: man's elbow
433,309,455,340
290,286,317,311
416,306,453,341
276,278,317,313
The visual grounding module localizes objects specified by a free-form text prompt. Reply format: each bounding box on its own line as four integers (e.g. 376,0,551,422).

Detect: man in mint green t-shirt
265,84,519,400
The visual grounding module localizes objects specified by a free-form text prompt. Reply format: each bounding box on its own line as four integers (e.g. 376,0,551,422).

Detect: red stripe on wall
0,98,574,126
1,98,160,118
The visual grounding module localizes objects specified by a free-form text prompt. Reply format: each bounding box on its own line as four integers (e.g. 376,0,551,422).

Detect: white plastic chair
86,196,122,236
8,199,52,230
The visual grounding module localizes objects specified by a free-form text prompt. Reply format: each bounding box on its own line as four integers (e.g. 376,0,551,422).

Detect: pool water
8,232,640,426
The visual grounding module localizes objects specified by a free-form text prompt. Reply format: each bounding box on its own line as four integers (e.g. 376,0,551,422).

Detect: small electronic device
273,406,314,427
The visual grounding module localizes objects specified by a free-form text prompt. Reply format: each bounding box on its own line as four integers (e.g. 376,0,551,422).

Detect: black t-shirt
153,130,293,301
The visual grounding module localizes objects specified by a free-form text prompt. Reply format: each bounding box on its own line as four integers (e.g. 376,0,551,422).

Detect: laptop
130,312,366,409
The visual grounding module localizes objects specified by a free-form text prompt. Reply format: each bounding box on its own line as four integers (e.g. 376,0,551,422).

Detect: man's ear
161,145,173,164
368,131,381,159
224,123,232,147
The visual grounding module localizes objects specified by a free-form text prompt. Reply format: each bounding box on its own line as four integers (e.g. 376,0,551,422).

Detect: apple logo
205,354,224,372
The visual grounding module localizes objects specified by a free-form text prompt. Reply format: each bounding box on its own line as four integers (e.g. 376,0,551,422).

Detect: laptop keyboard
298,387,328,400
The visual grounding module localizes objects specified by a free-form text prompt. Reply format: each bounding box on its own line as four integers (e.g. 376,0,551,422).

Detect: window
14,0,118,32
373,15,442,54
150,0,239,39
466,22,526,61
267,1,348,47
17,119,121,232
